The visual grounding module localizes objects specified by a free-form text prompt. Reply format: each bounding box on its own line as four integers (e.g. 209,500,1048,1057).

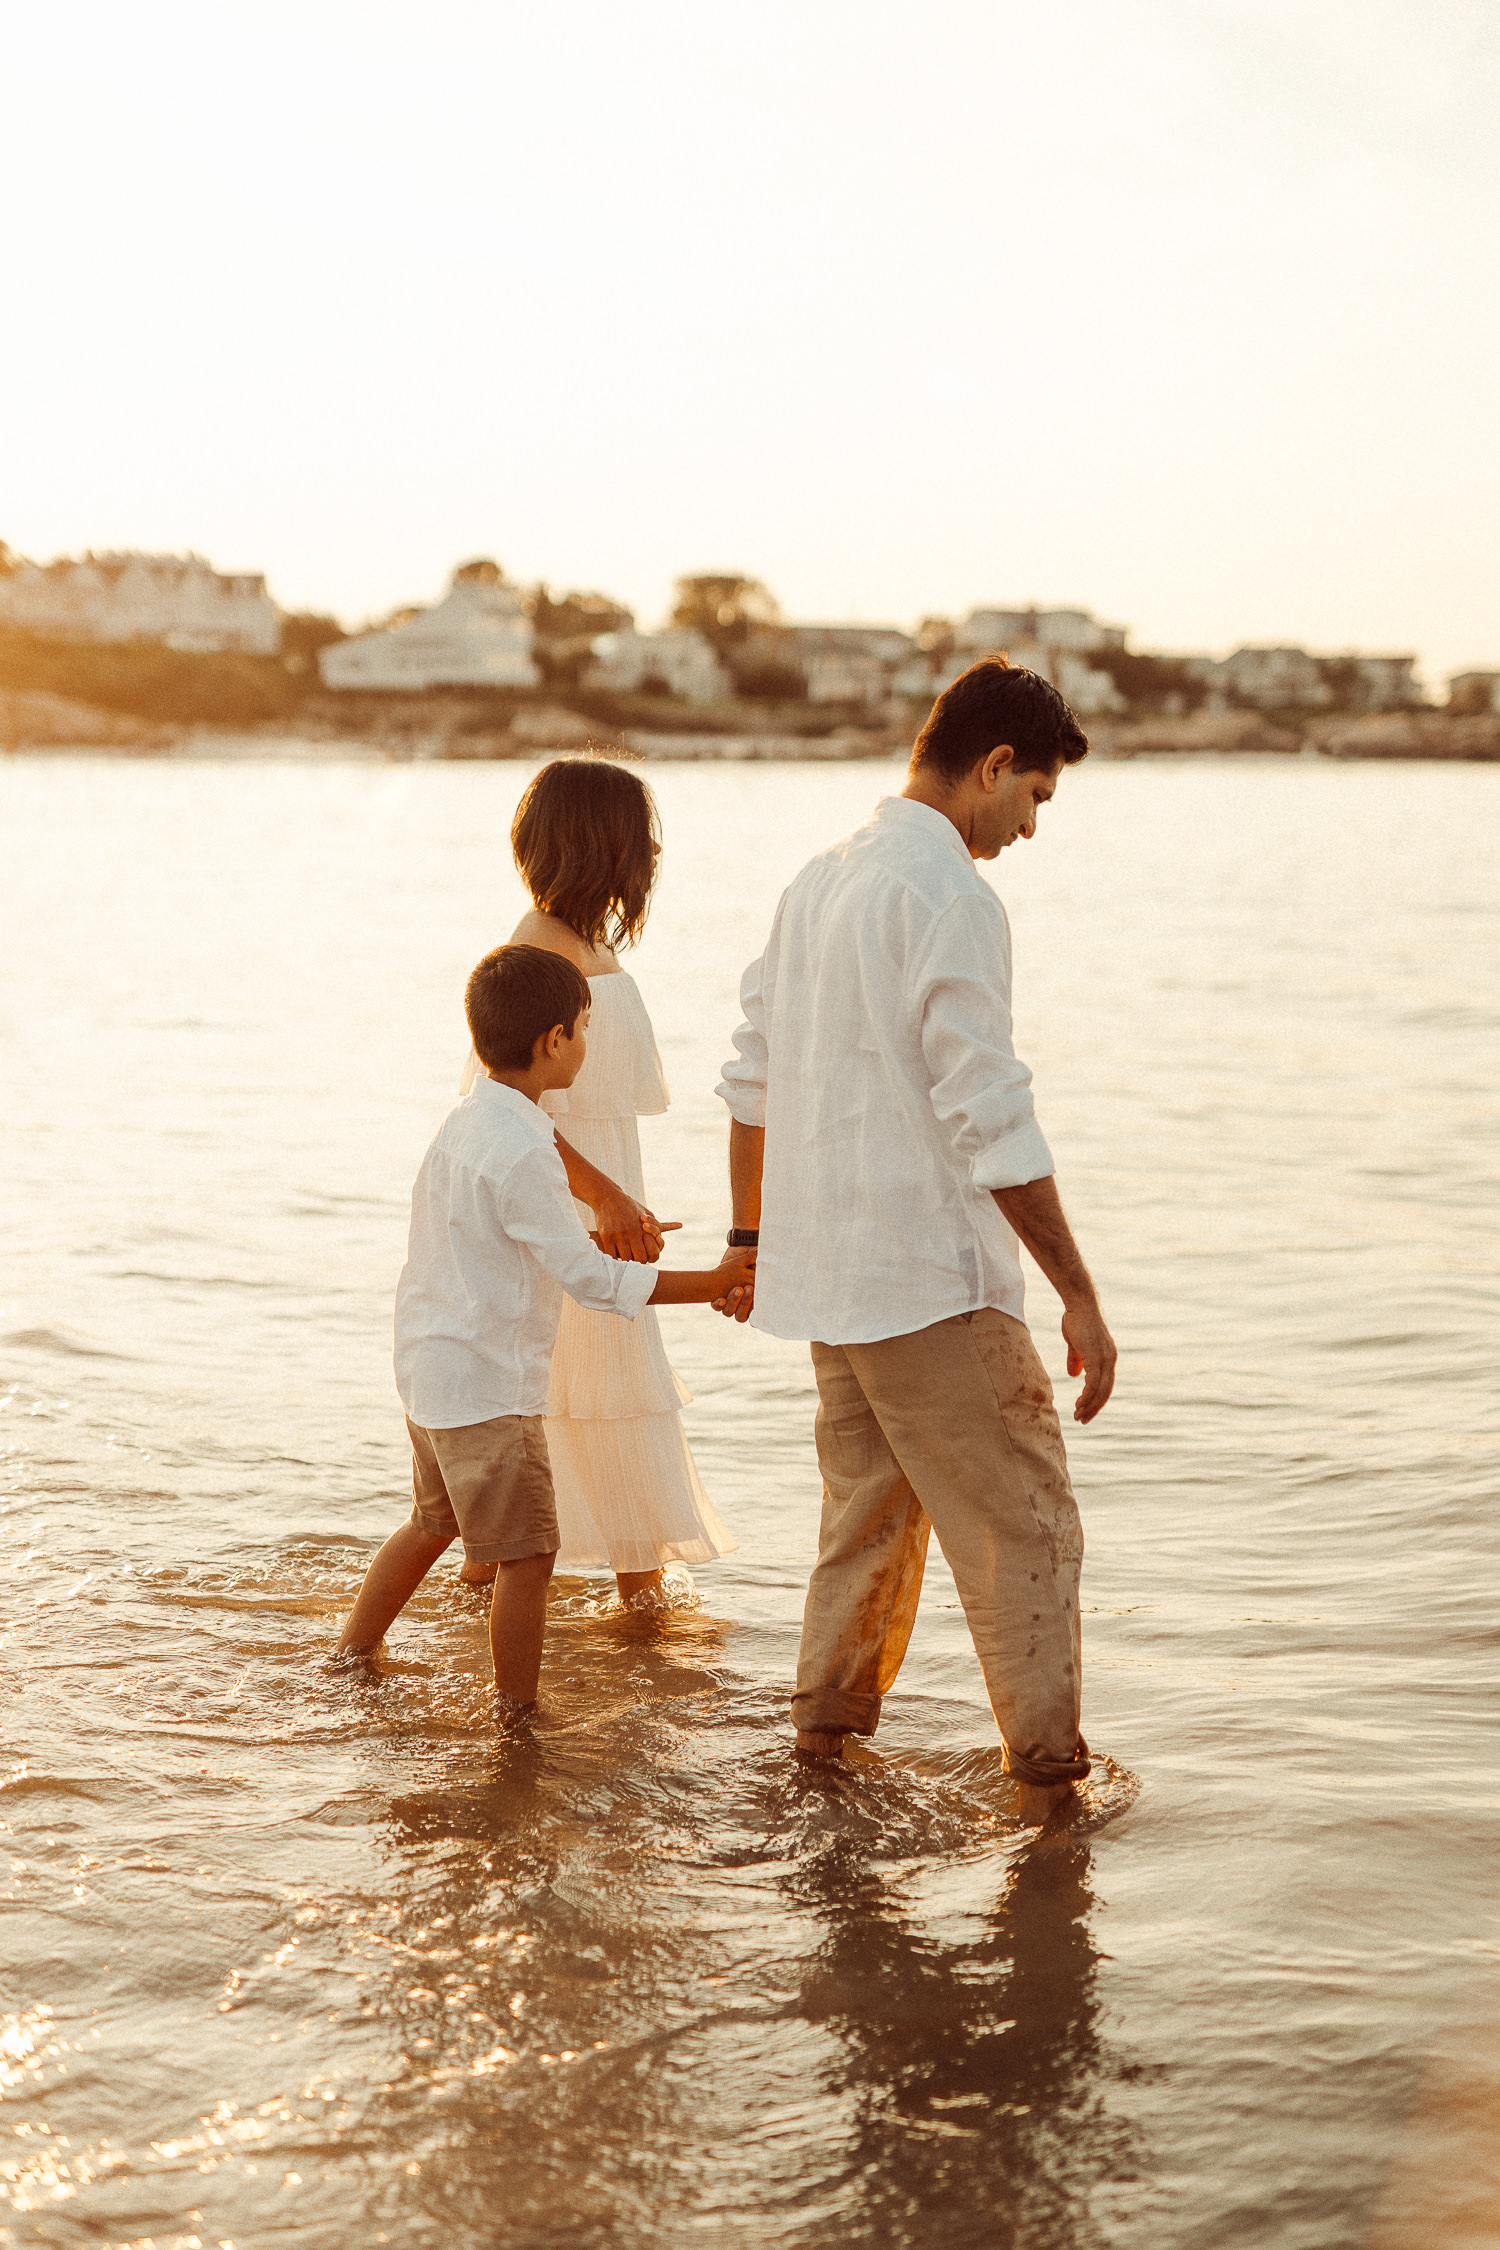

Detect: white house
1347,656,1423,711
1045,648,1127,716
319,563,539,691
584,625,729,705
1190,648,1332,711
928,606,1128,714
0,550,278,654
954,606,1127,658
781,625,914,704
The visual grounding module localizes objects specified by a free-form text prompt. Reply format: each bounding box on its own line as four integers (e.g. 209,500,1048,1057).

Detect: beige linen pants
794,1308,1090,1787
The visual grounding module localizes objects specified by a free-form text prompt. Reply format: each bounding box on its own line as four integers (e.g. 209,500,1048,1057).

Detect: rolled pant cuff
1004,1733,1092,1787
790,1687,881,1737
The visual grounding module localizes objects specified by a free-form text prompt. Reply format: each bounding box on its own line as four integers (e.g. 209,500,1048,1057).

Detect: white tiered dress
465,973,736,1576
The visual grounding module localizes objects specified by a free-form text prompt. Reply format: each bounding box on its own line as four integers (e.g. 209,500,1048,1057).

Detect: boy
337,943,755,1709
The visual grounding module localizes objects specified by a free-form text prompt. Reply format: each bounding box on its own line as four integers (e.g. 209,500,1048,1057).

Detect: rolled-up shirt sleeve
715,951,770,1128
916,893,1054,1191
498,1148,657,1319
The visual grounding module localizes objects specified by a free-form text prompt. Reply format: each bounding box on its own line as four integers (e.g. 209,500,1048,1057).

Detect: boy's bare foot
1016,1778,1078,1827
491,1692,538,1730
795,1729,846,1760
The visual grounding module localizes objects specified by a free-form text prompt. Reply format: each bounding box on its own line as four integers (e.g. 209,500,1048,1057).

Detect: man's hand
992,1174,1116,1423
1061,1298,1116,1424
588,1182,681,1264
711,1248,757,1322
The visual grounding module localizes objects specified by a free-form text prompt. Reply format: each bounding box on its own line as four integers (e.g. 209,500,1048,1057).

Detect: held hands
711,1247,757,1322
587,1184,682,1264
1061,1298,1117,1424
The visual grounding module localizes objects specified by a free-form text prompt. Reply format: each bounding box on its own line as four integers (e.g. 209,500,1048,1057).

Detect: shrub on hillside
0,631,301,726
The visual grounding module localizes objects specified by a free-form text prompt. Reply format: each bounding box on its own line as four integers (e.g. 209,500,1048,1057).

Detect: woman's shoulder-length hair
511,755,662,950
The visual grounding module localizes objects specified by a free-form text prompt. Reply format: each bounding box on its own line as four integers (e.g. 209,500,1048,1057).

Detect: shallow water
3,751,1498,2249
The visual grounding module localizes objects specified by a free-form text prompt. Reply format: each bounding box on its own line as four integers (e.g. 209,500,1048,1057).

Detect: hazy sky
2,1,1496,681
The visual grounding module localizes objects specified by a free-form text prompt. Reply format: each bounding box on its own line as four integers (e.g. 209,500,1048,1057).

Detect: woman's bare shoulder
508,907,620,976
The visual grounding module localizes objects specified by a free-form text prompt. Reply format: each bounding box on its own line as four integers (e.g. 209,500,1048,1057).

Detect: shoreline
3,688,1499,762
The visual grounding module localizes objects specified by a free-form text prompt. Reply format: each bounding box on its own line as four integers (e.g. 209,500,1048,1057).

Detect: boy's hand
588,1183,681,1263
711,1247,757,1323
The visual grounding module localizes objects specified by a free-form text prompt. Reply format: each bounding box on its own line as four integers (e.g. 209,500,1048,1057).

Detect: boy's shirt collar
469,1075,555,1135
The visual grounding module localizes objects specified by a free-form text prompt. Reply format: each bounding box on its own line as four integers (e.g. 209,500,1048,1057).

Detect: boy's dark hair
511,757,661,951
911,657,1089,782
465,944,591,1074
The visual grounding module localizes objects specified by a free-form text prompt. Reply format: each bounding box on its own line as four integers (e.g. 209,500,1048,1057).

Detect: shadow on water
342,1598,1149,2250
784,1819,1141,2246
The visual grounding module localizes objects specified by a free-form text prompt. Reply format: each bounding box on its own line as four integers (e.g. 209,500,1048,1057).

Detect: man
716,659,1117,1826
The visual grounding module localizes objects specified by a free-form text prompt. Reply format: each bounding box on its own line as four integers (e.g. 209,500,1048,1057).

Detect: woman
462,757,736,1603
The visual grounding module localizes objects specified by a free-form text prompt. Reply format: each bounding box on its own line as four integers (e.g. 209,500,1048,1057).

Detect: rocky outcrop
1088,710,1301,757
1308,712,1500,760
508,707,599,748
620,725,889,761
0,689,181,751
8,681,1500,762
1085,708,1500,761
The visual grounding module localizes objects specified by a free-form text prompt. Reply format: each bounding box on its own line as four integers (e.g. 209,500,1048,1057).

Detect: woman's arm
553,1131,679,1264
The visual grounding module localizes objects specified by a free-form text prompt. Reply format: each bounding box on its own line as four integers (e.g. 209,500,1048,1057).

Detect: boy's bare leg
615,1568,665,1603
338,1522,453,1654
795,1729,846,1759
459,1558,498,1587
489,1550,557,1703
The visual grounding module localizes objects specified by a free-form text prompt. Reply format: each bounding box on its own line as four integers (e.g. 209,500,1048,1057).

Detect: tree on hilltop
529,586,634,644
670,575,780,653
528,585,635,689
279,612,347,676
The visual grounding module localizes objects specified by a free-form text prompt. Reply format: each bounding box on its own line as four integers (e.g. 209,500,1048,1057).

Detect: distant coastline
4,677,1499,762
3,548,1500,762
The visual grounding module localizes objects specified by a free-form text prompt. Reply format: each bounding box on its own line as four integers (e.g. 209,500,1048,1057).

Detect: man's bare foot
459,1560,498,1588
795,1729,846,1760
1016,1778,1078,1827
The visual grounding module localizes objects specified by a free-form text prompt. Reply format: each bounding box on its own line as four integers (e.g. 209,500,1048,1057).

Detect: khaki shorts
406,1414,559,1566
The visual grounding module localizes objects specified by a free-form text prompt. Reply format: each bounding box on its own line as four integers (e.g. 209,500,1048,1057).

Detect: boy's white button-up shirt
394,1076,656,1429
716,795,1054,1346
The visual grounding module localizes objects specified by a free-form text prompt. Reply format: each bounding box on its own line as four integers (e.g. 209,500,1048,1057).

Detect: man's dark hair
465,944,590,1074
911,657,1089,782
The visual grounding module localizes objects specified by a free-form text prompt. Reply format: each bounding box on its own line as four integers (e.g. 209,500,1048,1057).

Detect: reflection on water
356,1599,1141,2248
4,754,1500,2247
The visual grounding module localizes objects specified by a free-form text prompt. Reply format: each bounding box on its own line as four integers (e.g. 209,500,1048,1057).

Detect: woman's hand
588,1184,681,1264
711,1247,757,1322
554,1132,677,1263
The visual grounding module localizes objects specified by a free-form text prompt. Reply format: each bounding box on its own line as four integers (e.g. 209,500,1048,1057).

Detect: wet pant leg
792,1310,1089,1787
791,1339,934,1737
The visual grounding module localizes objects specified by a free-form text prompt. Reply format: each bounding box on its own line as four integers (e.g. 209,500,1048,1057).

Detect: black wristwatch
727,1228,760,1247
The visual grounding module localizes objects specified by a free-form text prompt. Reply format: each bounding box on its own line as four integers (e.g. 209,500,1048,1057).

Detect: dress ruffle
542,973,668,1121
545,1410,736,1572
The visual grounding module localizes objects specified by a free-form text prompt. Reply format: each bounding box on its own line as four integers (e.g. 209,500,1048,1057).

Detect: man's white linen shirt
394,1075,656,1428
716,795,1055,1345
